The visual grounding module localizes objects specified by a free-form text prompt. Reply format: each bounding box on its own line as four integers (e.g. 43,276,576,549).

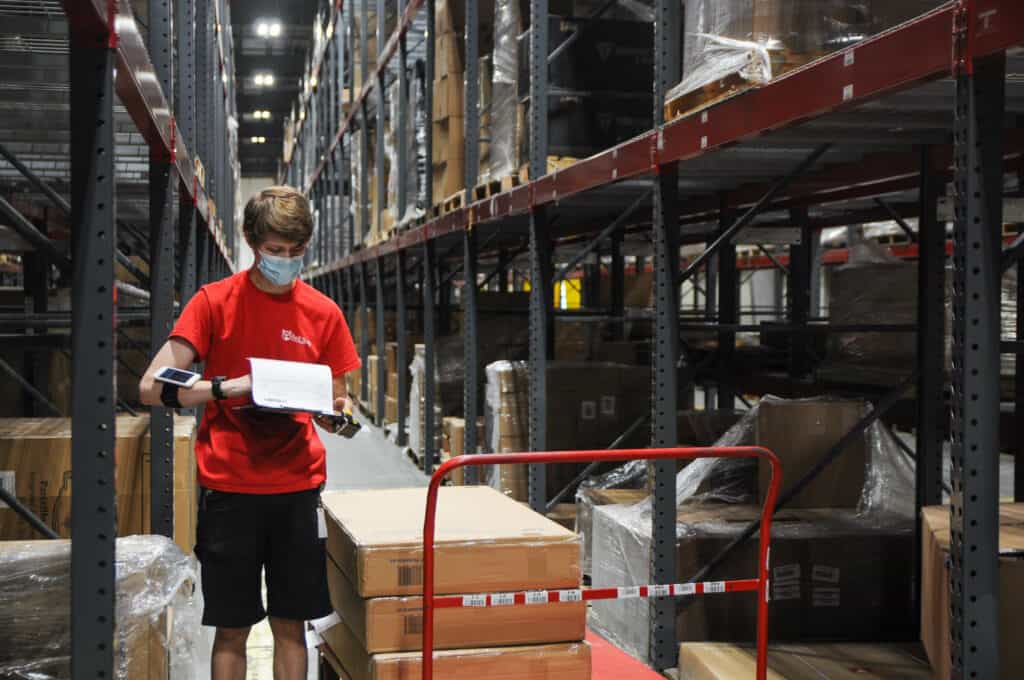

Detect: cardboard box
921,504,1024,680
431,157,465,200
589,504,915,661
367,355,380,415
0,416,196,553
546,504,577,532
322,486,579,597
677,642,933,679
431,116,465,163
756,400,867,509
384,397,398,425
322,617,591,680
432,72,465,121
577,488,649,576
326,554,585,653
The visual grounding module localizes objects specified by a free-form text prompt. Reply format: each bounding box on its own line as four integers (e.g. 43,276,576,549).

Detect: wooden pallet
500,172,524,192
432,189,466,217
664,50,823,123
517,157,580,182
472,178,502,202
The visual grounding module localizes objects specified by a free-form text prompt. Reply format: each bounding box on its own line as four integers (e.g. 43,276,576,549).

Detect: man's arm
138,337,251,408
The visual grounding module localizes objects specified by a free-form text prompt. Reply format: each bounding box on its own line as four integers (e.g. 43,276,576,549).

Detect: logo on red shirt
281,329,313,348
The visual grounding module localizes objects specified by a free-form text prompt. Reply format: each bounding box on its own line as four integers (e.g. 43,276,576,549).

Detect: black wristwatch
211,376,228,401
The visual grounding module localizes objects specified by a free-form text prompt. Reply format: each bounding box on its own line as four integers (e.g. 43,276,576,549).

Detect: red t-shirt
170,270,361,494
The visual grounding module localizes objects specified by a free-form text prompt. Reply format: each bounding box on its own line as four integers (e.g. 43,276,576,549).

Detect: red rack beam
64,0,233,267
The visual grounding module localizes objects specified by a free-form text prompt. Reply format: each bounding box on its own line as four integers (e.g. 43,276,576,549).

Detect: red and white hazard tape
432,578,759,609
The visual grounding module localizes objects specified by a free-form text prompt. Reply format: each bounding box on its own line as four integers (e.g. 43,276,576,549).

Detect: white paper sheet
248,358,335,415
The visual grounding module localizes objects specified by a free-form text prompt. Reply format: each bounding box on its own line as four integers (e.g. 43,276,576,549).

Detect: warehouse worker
139,185,361,680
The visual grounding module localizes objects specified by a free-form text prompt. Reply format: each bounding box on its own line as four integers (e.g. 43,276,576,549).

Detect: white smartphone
153,366,201,388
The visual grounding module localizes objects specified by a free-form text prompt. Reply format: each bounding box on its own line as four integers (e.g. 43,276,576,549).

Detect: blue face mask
257,251,304,286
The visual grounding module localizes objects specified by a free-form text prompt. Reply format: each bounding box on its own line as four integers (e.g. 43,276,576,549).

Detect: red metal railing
421,446,783,680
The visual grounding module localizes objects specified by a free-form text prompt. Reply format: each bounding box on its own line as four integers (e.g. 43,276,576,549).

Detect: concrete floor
191,414,425,680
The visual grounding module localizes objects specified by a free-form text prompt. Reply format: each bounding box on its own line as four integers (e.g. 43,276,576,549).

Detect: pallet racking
282,0,1024,673
0,0,237,676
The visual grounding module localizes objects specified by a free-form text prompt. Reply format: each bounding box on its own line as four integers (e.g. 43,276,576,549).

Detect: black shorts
195,486,332,628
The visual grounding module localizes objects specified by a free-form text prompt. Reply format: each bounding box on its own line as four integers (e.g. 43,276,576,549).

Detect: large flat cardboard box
677,642,932,679
590,504,915,662
756,400,867,508
326,554,584,653
322,617,590,680
921,504,1024,680
322,486,580,597
0,416,196,553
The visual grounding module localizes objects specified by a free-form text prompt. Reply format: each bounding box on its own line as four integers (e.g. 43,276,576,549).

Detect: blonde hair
243,185,313,246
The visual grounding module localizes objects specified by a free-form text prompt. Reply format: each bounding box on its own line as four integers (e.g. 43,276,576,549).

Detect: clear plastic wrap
386,77,424,227
407,344,442,463
588,395,916,661
486,0,521,182
668,1,944,111
484,360,529,501
350,129,367,246
0,535,200,680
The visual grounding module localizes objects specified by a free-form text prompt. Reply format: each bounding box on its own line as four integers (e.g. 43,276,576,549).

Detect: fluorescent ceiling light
256,22,269,37
269,23,282,37
254,73,274,86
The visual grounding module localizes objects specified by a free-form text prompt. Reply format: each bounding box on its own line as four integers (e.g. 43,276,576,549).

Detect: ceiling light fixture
254,73,274,87
269,22,282,37
256,22,269,37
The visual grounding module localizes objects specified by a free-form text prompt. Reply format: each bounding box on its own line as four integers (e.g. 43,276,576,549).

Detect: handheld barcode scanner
326,411,361,438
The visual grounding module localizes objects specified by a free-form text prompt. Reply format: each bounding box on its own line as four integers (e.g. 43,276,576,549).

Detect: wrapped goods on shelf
320,486,581,598
0,416,197,554
921,504,1024,680
589,396,917,662
576,487,648,576
386,78,424,228
325,550,585,654
483,360,651,502
678,642,933,679
486,0,520,183
667,0,945,118
350,130,368,246
408,344,443,463
0,535,201,679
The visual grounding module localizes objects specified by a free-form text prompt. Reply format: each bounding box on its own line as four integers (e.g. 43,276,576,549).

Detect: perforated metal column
375,257,386,421
463,0,479,190
396,251,409,446
423,240,438,474
950,53,1004,680
359,262,370,403
717,203,737,409
463,229,479,482
149,0,176,539
527,208,553,511
69,29,116,680
650,164,680,670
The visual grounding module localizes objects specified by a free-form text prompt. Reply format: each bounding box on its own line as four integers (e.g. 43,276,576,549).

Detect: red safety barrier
421,446,782,680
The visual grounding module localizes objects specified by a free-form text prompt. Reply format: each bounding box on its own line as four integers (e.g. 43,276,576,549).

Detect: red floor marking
588,628,665,680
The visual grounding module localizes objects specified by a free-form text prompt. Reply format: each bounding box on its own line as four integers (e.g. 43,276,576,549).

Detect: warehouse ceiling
232,0,319,178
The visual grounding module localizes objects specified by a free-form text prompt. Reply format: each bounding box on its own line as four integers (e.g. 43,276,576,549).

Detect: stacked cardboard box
921,504,1024,679
677,642,933,679
591,504,915,662
320,486,590,679
484,361,651,502
0,415,197,554
440,416,486,485
589,399,912,664
384,343,399,424
431,1,468,201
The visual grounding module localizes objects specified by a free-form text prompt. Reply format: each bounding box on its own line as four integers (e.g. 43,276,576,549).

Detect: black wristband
211,376,227,401
160,381,182,409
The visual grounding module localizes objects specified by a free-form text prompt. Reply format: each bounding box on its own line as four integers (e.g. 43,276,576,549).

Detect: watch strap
160,381,182,409
211,376,227,401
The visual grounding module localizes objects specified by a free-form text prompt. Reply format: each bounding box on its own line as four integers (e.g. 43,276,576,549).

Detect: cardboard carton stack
431,0,467,201
484,361,651,502
0,415,197,554
320,486,591,679
440,416,486,485
589,399,915,663
384,343,399,424
677,642,933,679
921,503,1024,679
